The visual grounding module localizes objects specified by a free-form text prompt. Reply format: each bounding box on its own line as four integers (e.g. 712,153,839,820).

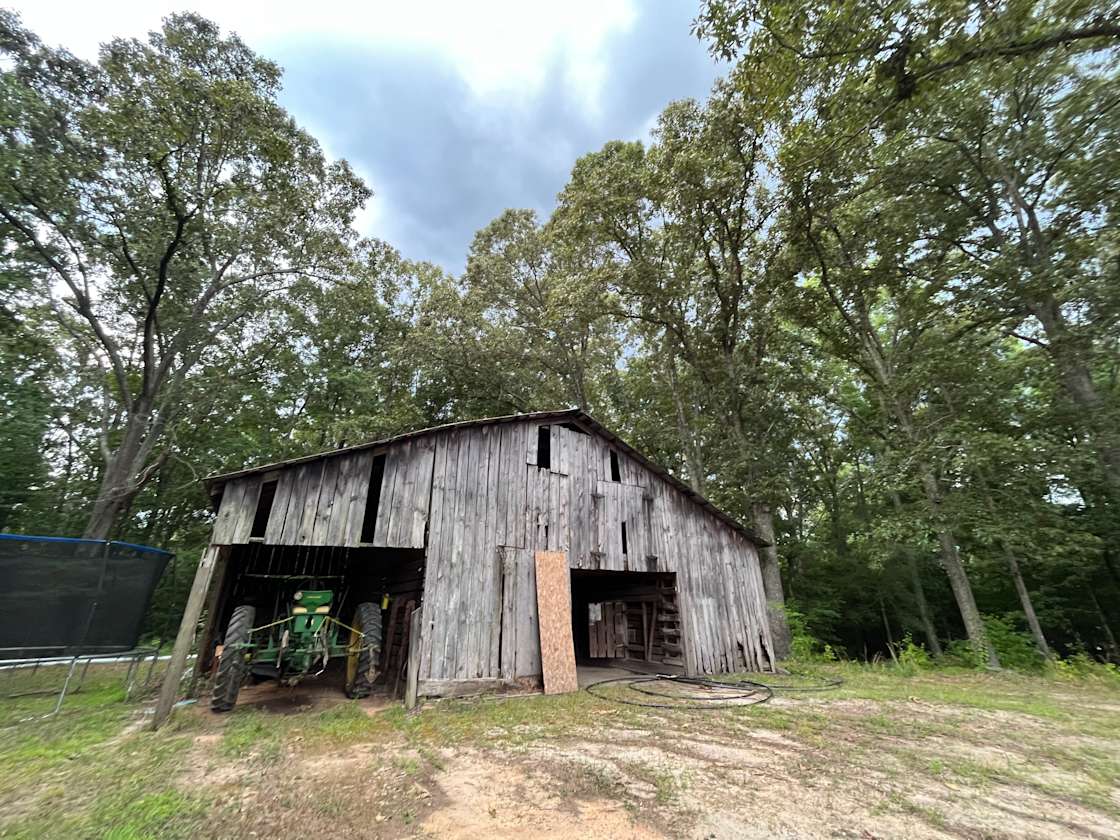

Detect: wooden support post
188,548,231,693
151,544,222,730
404,607,422,711
645,604,654,663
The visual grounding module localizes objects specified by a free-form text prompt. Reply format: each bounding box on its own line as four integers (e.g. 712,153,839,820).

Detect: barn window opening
610,450,621,482
249,480,278,539
360,454,387,543
621,521,628,555
537,426,551,469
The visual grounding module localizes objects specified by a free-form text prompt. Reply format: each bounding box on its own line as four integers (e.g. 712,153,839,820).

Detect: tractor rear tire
211,605,255,713
346,602,383,699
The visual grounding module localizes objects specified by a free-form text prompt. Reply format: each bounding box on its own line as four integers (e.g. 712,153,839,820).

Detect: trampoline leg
124,652,139,700
53,656,80,716
73,656,94,695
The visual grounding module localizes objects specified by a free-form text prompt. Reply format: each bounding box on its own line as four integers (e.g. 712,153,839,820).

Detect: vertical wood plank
526,422,539,465
211,479,247,545
295,461,326,545
311,459,342,545
408,438,436,548
405,607,423,710
518,546,541,676
340,451,374,547
323,454,354,546
263,470,296,544
499,546,517,679
230,478,261,543
374,443,404,546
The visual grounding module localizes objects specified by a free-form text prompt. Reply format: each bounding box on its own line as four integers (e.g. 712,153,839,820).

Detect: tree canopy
2,6,1117,665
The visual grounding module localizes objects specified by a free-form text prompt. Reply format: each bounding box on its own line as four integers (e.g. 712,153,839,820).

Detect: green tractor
211,587,382,712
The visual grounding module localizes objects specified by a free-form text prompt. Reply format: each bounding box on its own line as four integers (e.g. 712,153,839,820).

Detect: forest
1,2,1117,669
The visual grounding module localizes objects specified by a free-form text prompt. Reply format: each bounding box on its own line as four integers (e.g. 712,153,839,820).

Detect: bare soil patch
3,666,1117,839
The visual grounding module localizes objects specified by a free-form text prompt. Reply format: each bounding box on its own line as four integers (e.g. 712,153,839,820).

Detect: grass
0,660,1116,837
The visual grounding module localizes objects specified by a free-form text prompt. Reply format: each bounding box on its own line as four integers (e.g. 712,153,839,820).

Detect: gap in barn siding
610,450,621,482
249,480,277,539
360,453,387,543
536,426,551,469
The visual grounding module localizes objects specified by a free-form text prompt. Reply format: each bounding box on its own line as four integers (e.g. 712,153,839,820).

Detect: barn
158,409,775,717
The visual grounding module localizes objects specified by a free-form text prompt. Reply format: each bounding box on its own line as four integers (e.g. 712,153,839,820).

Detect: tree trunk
1089,590,1120,663
1004,548,1051,658
880,596,898,662
664,344,705,493
1030,296,1120,498
934,525,999,668
976,477,1051,659
907,554,943,657
891,490,942,657
920,471,1000,668
82,408,152,541
865,343,994,666
751,501,791,659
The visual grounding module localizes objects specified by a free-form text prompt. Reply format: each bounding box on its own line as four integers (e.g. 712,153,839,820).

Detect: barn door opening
570,569,683,670
198,543,425,699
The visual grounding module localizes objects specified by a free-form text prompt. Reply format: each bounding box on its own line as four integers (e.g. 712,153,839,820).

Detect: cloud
11,0,635,98
10,1,723,272
272,4,723,272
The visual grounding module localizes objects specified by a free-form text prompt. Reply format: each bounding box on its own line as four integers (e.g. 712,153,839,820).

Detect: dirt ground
178,667,1120,839
2,663,1119,839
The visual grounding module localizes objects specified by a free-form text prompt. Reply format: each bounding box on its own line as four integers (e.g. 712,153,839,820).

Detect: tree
696,0,1120,665
551,86,801,655
697,0,1120,509
0,270,56,531
452,209,619,413
0,13,369,539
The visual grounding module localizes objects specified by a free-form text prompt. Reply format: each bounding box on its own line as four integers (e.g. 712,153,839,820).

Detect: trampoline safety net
0,535,172,659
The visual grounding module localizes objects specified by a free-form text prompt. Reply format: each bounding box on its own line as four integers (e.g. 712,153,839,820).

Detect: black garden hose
584,669,842,710
584,675,773,709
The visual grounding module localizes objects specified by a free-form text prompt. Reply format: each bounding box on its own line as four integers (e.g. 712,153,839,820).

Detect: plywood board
534,550,578,694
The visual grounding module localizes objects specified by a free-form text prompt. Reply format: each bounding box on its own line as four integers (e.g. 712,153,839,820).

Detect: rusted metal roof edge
203,407,763,546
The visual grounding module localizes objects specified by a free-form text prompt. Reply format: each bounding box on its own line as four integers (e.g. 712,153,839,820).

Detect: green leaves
0,12,372,537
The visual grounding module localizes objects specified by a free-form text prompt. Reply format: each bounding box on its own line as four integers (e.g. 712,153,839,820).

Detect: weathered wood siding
416,420,774,681
372,438,436,549
210,442,434,550
211,417,775,681
210,477,259,545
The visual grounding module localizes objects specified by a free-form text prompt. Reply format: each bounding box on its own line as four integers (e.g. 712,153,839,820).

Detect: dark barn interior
569,570,683,670
200,543,425,696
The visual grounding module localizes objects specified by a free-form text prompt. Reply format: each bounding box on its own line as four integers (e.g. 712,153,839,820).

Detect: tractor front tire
211,605,255,713
346,602,383,699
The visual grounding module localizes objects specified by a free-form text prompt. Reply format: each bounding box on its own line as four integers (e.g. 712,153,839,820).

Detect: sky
10,1,724,273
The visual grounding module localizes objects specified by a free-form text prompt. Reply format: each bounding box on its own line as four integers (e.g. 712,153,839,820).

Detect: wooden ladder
656,579,684,666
